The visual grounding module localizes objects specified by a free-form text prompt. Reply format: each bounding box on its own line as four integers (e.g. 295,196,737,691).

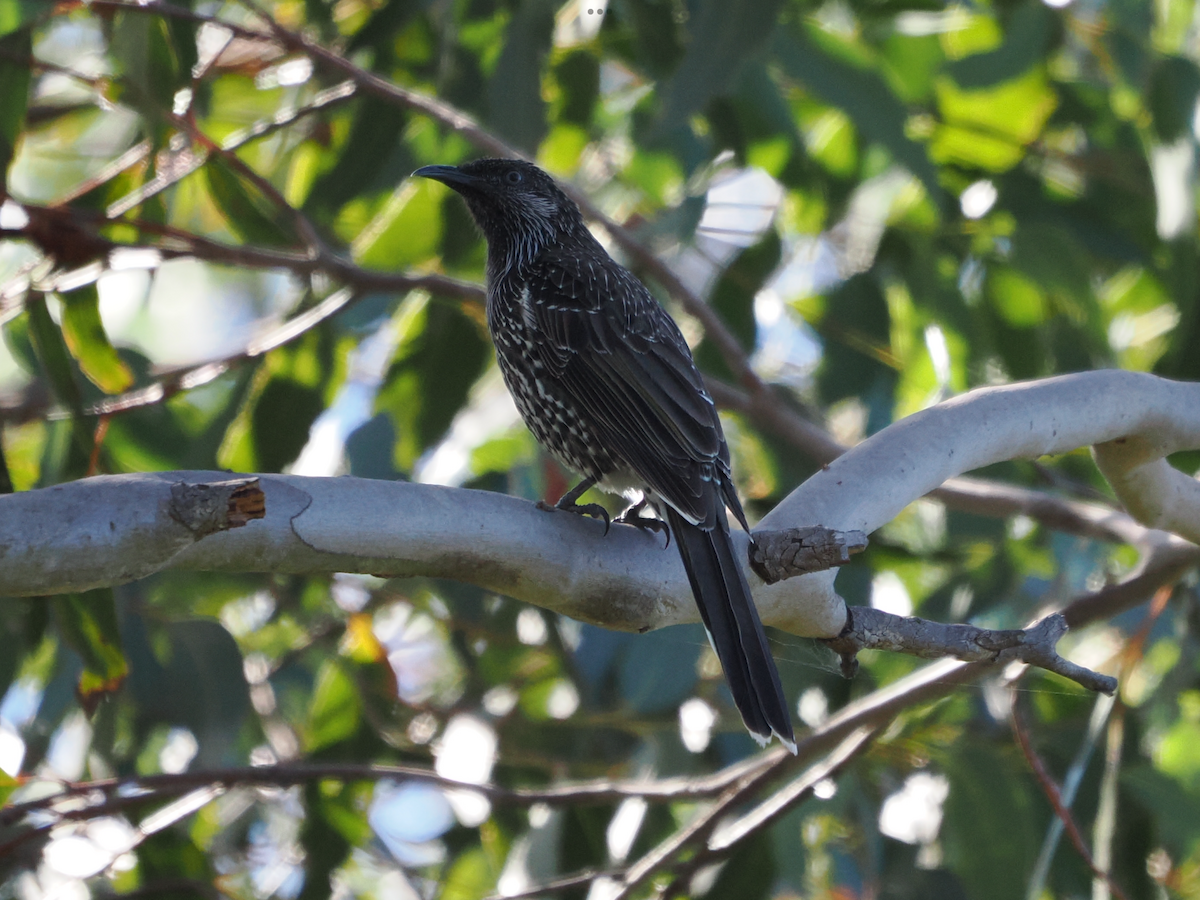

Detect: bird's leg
537,476,610,534
615,497,670,548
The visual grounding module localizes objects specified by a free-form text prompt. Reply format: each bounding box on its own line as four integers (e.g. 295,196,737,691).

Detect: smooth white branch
759,371,1200,625
0,371,1196,644
0,471,850,636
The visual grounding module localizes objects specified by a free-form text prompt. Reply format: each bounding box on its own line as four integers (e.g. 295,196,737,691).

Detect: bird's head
413,158,584,269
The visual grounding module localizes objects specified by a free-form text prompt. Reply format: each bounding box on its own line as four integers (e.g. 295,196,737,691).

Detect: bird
413,158,795,751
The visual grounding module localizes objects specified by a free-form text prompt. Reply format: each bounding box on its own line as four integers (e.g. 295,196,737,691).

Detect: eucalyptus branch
105,79,357,217
709,378,1150,545
0,471,851,638
824,610,1117,694
761,371,1200,542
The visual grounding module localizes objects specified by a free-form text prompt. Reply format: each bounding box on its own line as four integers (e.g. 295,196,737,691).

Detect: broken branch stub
749,526,869,584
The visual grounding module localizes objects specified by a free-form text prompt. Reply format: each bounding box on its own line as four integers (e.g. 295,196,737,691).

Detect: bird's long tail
666,507,796,752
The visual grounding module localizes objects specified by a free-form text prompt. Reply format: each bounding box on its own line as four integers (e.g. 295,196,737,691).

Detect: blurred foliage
0,0,1198,898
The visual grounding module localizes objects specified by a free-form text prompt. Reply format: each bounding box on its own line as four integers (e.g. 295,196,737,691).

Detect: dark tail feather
666,507,796,751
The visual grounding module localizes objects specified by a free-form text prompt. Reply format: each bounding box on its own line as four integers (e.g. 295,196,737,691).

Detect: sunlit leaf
352,179,443,270
775,25,942,199
307,660,362,752
59,286,134,394
440,847,495,900
946,1,1056,88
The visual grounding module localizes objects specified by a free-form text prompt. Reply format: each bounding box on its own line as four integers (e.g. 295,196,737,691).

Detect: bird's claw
537,498,611,535
616,500,671,548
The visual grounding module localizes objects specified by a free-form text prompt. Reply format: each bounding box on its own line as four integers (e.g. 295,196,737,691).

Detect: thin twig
824,610,1118,694
1010,700,1130,900
0,755,776,828
611,727,876,900
481,867,629,900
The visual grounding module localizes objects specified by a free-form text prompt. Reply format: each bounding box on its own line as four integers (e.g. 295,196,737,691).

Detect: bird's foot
538,478,610,534
615,498,670,548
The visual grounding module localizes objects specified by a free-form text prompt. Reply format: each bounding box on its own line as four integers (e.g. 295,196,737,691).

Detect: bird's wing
525,250,731,526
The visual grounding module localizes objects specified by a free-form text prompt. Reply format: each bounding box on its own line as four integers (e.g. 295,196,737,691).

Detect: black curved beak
412,165,481,191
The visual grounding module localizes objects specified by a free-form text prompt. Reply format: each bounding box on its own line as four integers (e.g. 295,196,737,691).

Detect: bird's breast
486,277,622,483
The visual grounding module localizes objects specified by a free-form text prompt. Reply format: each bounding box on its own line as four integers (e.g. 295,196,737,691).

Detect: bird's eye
505,170,523,185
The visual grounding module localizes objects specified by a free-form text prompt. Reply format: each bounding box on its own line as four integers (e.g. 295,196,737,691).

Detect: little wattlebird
414,158,795,750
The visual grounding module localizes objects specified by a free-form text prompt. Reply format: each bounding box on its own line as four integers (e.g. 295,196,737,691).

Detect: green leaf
655,0,785,137
941,741,1038,900
110,10,180,118
471,431,536,478
773,26,943,202
987,267,1047,327
706,830,775,900
618,625,701,714
249,376,326,472
0,27,30,179
0,0,36,36
620,0,684,78
881,33,944,103
440,847,495,900
52,589,128,706
352,179,444,270
376,295,489,472
26,293,84,414
306,660,361,752
303,97,407,219
122,618,251,766
552,49,600,127
486,0,555,153
221,332,333,473
59,285,134,394
946,0,1057,89
298,781,353,900
813,274,896,411
204,157,294,247
1149,56,1200,142
0,770,16,807
696,230,781,381
932,68,1058,172
1122,764,1200,857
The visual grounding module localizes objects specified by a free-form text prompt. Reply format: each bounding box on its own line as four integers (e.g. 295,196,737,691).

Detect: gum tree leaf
947,0,1057,89
60,285,134,394
486,0,555,153
52,589,128,708
696,230,781,381
656,0,785,136
204,157,294,247
773,25,943,202
0,27,30,179
307,660,361,752
26,293,84,414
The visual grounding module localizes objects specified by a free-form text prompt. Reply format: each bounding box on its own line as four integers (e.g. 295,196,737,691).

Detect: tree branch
824,610,1117,694
3,373,1196,648
762,370,1200,544
0,471,851,637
